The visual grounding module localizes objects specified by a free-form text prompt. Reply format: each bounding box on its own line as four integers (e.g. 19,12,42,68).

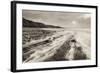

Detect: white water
23,29,91,63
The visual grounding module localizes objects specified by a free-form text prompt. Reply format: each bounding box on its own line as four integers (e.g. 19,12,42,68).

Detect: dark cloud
22,10,91,28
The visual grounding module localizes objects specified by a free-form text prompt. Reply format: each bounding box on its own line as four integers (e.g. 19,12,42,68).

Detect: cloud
22,10,91,28
83,14,91,19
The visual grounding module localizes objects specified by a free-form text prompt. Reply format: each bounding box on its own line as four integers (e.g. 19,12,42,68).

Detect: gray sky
22,10,91,28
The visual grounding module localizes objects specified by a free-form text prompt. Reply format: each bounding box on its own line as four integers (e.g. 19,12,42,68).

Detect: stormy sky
22,10,91,28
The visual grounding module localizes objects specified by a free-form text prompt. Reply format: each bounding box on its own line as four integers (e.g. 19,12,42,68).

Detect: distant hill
23,18,62,28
